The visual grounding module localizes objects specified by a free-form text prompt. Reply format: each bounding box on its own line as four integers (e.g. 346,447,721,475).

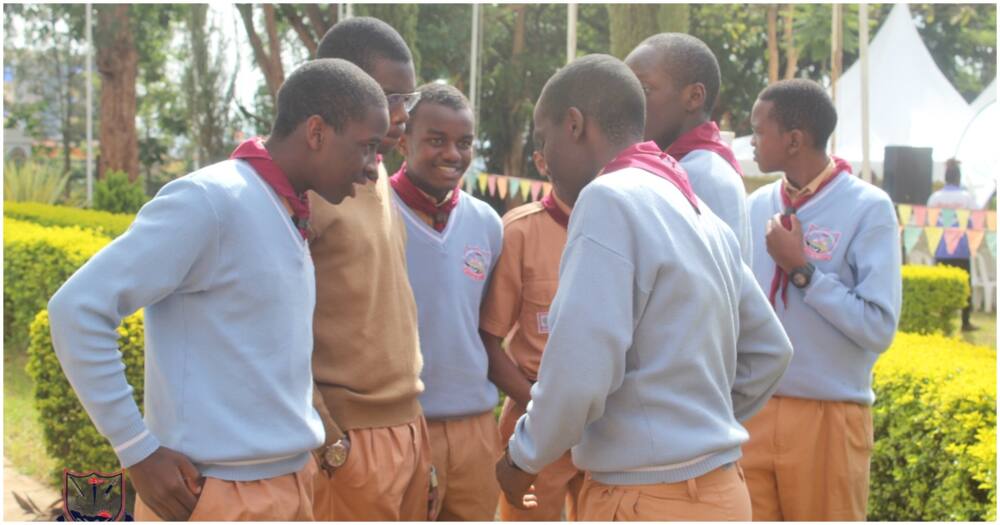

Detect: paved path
3,457,60,521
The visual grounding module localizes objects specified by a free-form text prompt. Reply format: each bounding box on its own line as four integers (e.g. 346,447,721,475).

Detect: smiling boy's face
399,102,475,198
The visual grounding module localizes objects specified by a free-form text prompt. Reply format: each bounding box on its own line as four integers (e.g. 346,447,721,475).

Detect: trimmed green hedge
899,264,969,335
3,218,111,351
870,333,996,520
3,201,135,238
26,310,145,486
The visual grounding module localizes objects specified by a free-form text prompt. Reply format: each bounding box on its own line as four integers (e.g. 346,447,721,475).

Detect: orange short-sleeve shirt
479,195,570,380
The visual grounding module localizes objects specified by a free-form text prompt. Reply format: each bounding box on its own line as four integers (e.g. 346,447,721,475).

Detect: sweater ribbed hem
589,447,742,485
196,451,310,482
319,387,423,431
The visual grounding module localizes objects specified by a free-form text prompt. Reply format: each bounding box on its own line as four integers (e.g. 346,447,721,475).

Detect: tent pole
830,4,842,153
566,3,577,64
86,3,94,206
469,4,480,135
860,3,871,182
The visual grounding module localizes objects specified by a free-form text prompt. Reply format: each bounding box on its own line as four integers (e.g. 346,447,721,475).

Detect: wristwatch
321,435,351,470
789,262,815,289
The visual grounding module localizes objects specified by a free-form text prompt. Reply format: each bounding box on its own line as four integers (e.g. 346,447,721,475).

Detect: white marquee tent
954,78,997,207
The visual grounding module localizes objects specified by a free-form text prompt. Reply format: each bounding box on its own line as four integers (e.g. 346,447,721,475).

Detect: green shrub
94,171,148,214
3,160,71,204
900,264,969,335
3,201,135,238
3,218,110,351
26,310,145,486
870,333,996,520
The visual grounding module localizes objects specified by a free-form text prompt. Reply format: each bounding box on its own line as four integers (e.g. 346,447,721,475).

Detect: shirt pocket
519,279,558,336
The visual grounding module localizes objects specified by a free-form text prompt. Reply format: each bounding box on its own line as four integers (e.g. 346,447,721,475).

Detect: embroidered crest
60,469,128,521
536,312,550,334
462,245,490,281
803,224,842,261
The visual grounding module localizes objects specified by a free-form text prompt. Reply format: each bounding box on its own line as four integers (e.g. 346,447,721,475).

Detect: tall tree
767,5,779,83
782,4,799,79
238,5,285,105
608,5,690,59
185,4,238,168
95,4,140,181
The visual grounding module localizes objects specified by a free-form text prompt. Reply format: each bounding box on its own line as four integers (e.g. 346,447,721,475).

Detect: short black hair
316,16,412,73
945,158,962,185
271,58,387,139
536,54,645,146
634,33,721,114
758,79,838,151
406,82,471,134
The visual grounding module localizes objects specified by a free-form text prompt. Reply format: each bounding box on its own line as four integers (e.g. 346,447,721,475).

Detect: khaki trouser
134,456,317,521
741,395,873,521
313,415,433,521
497,397,585,521
426,411,502,521
577,464,751,521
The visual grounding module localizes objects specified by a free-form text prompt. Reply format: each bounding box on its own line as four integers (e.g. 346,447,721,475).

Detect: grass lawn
4,348,58,487
961,310,997,349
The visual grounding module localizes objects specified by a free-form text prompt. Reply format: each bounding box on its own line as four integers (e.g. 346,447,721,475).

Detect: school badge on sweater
803,224,842,261
462,245,491,281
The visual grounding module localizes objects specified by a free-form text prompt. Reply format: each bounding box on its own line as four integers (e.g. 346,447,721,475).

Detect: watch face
792,273,807,287
325,443,348,468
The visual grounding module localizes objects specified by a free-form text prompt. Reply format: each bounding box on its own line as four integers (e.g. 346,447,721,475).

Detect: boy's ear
567,107,585,142
304,115,326,151
786,129,804,156
395,132,409,158
682,83,706,113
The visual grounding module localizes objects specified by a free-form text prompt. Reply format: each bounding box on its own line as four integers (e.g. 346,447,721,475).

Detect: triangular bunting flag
487,175,497,196
531,181,543,201
927,207,941,227
477,174,488,195
967,229,986,254
956,209,971,229
520,178,531,201
971,210,986,230
897,204,913,226
943,228,964,255
986,231,997,254
924,227,944,253
465,174,476,194
497,176,508,199
911,206,927,227
902,226,923,255
542,182,552,198
988,211,997,231
939,208,957,228
509,177,521,200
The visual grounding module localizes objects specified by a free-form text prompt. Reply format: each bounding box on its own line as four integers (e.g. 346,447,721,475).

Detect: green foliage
3,161,71,204
94,171,149,214
910,4,997,103
2,218,110,352
3,201,135,238
900,264,970,335
870,333,996,521
27,310,145,486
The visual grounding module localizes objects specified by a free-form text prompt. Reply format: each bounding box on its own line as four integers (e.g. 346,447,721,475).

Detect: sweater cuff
112,422,161,468
507,421,543,475
801,266,828,302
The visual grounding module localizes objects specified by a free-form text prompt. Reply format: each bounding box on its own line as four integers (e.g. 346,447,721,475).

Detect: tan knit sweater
308,164,423,444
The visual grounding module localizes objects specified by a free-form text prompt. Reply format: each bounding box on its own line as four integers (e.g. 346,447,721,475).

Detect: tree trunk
608,5,660,59
767,5,779,84
782,4,798,79
238,4,285,104
95,4,140,181
503,4,527,179
656,4,690,34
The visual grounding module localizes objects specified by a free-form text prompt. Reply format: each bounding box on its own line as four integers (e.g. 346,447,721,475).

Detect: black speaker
882,146,933,204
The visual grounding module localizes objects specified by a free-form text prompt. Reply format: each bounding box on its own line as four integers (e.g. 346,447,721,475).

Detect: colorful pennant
967,229,986,254
942,228,965,255
542,182,552,198
509,177,521,200
497,176,508,199
924,227,944,253
520,179,531,201
911,206,927,227
531,181,543,201
938,208,957,228
987,231,997,255
902,226,923,255
897,204,913,226
926,207,941,227
487,175,497,196
988,211,997,231
971,210,986,230
956,209,971,229
477,174,488,195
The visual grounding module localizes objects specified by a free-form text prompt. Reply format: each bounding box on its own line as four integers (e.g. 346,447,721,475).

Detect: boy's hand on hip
495,449,538,511
766,213,808,272
128,447,204,521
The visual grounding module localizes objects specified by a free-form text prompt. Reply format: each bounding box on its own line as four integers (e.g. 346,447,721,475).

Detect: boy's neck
405,169,452,203
783,150,831,190
263,137,309,195
674,114,710,144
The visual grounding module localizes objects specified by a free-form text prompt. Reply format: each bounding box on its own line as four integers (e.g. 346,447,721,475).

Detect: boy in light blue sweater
390,82,503,521
742,79,902,521
494,54,792,521
47,60,389,521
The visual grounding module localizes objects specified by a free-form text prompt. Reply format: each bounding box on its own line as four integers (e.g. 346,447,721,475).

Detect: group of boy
49,16,901,523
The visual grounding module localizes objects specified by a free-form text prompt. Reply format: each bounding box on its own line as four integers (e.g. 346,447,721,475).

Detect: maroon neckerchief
768,155,853,308
230,137,309,240
602,141,700,214
541,192,570,229
666,121,744,177
389,162,461,232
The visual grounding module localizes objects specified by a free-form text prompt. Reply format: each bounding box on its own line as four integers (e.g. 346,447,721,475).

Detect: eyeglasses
386,91,421,113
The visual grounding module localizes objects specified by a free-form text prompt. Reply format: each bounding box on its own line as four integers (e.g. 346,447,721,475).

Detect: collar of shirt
783,159,836,202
